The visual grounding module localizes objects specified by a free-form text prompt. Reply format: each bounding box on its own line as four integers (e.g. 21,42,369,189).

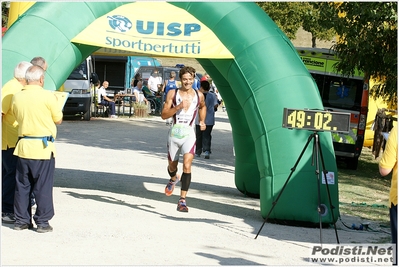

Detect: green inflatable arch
2,2,339,224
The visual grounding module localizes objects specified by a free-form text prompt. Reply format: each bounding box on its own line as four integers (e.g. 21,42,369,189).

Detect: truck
297,47,369,170
62,56,96,121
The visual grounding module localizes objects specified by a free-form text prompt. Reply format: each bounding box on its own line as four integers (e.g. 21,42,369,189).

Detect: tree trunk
311,34,317,48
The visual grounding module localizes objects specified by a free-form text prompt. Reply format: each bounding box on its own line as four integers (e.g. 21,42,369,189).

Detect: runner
161,66,206,212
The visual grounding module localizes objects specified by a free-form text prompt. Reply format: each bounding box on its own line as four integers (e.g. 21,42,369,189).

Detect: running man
161,66,206,212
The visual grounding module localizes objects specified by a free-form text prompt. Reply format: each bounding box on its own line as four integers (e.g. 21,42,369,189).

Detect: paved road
1,110,389,265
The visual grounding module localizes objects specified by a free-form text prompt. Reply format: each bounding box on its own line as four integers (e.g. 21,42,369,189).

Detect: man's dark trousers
14,157,55,227
101,100,116,115
195,125,214,154
2,148,17,214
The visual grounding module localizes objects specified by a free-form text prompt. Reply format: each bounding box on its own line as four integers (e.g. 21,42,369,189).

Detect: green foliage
133,102,147,109
257,2,336,47
322,2,397,103
257,2,305,39
302,2,336,48
258,2,397,101
2,2,9,27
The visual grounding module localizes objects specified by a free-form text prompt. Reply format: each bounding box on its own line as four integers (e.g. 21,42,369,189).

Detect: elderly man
11,65,63,233
97,81,117,118
2,61,33,224
133,81,148,105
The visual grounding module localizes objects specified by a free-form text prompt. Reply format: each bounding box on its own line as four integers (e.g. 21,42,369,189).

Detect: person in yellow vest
2,61,32,224
379,125,398,264
28,56,48,207
11,65,63,233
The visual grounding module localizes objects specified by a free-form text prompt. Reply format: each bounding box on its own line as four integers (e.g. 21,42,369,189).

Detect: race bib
170,125,191,139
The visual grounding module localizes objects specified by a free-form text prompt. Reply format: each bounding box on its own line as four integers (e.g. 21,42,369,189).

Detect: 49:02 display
282,108,351,133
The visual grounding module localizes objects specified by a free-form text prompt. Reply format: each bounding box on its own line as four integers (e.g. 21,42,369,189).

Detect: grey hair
14,61,33,79
30,56,47,69
25,65,45,83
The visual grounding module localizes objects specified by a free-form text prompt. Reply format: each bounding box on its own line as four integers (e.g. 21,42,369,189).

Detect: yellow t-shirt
11,85,63,159
379,126,398,207
1,78,23,150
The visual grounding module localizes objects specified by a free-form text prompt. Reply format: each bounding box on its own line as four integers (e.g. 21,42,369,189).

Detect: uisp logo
107,15,132,33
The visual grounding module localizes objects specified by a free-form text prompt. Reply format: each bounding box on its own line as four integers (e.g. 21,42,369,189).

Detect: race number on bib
170,125,191,139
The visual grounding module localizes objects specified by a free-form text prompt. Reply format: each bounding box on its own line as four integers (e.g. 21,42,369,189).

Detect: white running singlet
167,89,200,161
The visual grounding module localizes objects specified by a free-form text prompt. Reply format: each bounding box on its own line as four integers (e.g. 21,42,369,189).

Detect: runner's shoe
177,198,188,212
164,175,180,196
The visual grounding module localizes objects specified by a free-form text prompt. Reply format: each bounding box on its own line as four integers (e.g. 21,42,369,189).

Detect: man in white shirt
97,81,117,118
133,81,148,104
147,70,162,96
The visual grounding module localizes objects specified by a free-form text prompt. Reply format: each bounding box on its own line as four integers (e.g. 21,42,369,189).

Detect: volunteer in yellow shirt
1,61,32,224
11,65,63,233
379,125,398,264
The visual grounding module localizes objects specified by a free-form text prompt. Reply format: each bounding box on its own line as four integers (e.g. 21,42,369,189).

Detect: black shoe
2,212,15,224
14,223,33,230
37,225,53,233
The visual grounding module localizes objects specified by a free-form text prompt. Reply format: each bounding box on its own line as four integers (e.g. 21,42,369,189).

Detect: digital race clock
282,108,351,133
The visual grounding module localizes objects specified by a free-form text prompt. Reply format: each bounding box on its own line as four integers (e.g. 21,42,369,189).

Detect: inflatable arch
2,2,339,224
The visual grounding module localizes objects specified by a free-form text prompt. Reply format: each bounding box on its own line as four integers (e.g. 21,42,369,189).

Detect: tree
322,2,397,103
257,2,305,39
302,2,336,48
257,2,336,47
2,2,9,27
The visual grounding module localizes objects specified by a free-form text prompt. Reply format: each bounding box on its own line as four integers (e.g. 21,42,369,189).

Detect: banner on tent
72,2,233,59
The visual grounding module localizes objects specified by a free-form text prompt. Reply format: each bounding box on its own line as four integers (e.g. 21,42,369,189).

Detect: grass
338,147,391,225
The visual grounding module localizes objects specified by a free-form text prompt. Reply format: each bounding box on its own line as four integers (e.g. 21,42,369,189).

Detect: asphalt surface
1,109,389,266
